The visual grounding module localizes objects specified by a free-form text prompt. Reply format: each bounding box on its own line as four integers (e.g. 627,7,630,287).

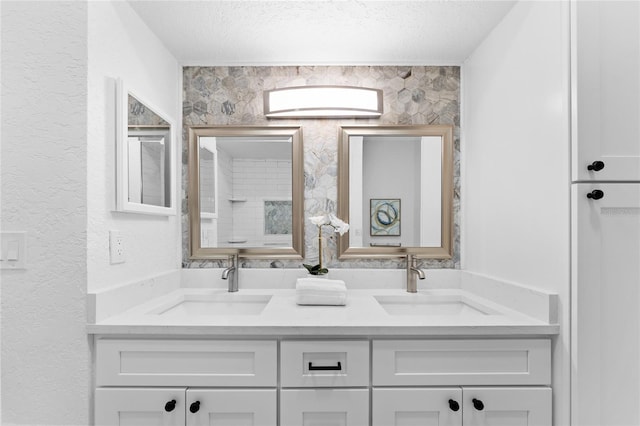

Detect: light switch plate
0,231,27,269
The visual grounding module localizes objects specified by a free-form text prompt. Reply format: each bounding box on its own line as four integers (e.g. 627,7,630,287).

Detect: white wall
1,2,90,424
462,2,570,425
87,1,181,291
362,136,421,247
1,2,181,423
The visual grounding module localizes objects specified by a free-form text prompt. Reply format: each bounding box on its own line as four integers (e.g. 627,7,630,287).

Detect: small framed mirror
188,126,304,259
116,79,176,215
338,125,454,258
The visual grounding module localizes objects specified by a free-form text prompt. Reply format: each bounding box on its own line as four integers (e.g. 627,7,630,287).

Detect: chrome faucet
221,254,239,292
406,254,425,293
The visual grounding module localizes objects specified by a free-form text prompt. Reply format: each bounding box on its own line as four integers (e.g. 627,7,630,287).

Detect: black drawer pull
587,189,604,200
308,361,342,371
189,401,200,413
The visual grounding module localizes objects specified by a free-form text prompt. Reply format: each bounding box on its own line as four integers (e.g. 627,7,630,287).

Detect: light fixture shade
264,86,383,118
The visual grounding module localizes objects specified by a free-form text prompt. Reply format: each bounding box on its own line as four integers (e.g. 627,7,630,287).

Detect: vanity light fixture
264,85,383,118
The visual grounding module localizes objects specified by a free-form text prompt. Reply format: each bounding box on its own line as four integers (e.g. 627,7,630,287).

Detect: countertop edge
87,323,560,337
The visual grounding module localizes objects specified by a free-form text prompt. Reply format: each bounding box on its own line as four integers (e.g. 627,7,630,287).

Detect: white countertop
87,287,559,337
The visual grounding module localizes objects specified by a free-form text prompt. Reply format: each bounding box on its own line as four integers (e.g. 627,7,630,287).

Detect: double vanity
89,269,558,426
98,117,558,425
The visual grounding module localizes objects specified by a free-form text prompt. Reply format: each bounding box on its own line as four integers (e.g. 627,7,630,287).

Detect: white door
572,1,640,181
572,183,640,426
462,387,551,426
280,388,369,426
372,388,462,426
185,389,276,426
95,387,186,426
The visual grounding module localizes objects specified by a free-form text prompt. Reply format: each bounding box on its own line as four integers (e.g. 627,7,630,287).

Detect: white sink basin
374,294,497,317
149,294,272,317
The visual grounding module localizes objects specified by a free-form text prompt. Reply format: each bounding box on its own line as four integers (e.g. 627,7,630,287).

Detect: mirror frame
116,79,176,216
188,126,305,259
337,125,454,259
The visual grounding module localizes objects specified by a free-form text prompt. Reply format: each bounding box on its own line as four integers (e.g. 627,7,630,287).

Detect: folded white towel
295,277,347,306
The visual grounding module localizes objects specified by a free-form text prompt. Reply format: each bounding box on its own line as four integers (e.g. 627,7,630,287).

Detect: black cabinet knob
189,401,200,413
164,400,176,412
448,399,460,412
587,161,605,171
587,189,604,200
472,398,485,411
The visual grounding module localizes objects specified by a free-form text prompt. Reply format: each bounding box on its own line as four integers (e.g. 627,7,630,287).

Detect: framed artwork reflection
370,198,400,236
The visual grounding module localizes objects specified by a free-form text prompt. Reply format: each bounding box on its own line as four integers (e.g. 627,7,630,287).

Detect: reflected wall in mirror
116,79,176,215
338,125,453,258
188,126,304,259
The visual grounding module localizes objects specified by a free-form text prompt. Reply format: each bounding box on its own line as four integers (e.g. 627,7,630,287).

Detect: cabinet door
185,389,276,426
372,388,462,426
572,1,640,181
95,388,186,426
572,184,640,426
281,389,369,426
462,387,551,426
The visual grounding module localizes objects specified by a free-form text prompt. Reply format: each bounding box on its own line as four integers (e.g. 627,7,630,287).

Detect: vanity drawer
280,340,369,387
372,339,550,386
96,339,277,387
280,389,369,426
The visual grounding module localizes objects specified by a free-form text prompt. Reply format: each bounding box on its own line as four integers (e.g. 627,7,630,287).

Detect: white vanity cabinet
186,389,277,426
94,337,552,426
572,0,640,181
373,387,551,426
95,387,187,426
94,339,278,426
372,340,552,426
280,340,370,426
461,387,551,426
95,388,276,426
95,339,277,387
281,389,369,426
373,387,462,426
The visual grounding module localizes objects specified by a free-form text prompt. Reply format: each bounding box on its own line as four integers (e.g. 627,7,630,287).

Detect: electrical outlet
109,230,125,264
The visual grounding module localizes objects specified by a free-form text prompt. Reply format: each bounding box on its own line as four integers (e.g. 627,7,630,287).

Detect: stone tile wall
183,66,460,270
128,94,169,126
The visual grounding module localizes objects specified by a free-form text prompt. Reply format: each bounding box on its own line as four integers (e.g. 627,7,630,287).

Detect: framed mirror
116,79,176,215
188,126,304,259
337,125,453,258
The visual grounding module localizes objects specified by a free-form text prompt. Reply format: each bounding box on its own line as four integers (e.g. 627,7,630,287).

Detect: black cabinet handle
587,161,605,171
472,398,485,411
164,400,176,412
189,401,200,413
448,399,460,412
308,361,342,371
587,190,604,200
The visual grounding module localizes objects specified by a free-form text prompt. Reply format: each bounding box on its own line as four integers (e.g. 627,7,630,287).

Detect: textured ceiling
128,0,516,65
